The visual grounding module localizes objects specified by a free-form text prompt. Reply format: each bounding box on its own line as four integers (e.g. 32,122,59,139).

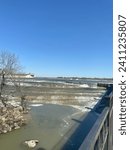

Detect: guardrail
79,91,113,150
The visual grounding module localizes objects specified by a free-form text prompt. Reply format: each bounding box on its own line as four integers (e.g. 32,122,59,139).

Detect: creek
0,104,84,150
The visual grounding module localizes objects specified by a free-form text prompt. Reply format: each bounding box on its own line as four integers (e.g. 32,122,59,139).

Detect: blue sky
0,0,112,77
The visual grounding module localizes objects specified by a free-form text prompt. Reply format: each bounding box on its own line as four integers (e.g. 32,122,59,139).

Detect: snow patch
69,105,88,112
79,84,89,88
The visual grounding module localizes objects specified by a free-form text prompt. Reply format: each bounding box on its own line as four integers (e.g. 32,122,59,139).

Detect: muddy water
0,104,84,150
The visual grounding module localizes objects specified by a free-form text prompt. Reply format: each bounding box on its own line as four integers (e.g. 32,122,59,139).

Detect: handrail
79,91,113,150
79,107,110,150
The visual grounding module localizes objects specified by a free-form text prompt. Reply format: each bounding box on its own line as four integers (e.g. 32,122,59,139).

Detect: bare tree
0,50,26,108
12,77,27,111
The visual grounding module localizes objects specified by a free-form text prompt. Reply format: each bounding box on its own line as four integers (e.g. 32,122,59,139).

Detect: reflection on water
0,104,84,150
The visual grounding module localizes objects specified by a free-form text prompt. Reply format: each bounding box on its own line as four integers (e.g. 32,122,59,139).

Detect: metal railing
79,92,113,150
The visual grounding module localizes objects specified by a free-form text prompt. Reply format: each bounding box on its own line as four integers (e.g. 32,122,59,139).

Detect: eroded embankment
0,105,27,134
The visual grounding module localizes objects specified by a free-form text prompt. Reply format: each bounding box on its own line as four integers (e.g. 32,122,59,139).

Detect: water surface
0,104,84,150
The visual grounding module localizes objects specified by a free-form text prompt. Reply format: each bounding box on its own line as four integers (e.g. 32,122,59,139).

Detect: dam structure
0,77,112,150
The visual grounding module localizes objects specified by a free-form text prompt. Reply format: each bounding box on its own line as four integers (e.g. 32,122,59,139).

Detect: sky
0,0,112,77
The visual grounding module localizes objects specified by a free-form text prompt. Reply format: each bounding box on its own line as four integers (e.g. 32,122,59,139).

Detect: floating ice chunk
30,104,44,107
